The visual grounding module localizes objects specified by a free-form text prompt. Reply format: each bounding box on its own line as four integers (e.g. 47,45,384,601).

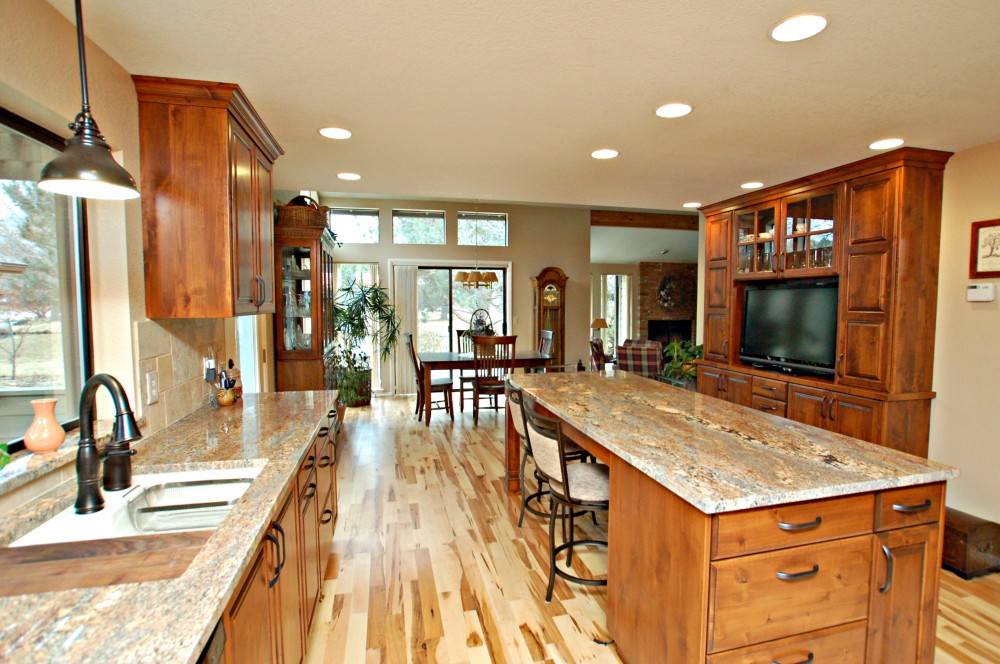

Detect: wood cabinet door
867,524,941,664
274,491,303,664
705,212,731,263
224,543,275,664
779,185,840,277
230,120,259,315
787,385,829,429
722,370,752,407
839,170,897,391
299,469,321,632
705,262,729,311
703,310,730,363
698,365,724,398
255,151,275,314
829,393,882,444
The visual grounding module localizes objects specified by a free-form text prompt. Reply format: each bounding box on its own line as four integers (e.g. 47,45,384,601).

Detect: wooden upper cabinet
779,185,841,277
705,212,731,263
133,76,283,318
734,202,778,279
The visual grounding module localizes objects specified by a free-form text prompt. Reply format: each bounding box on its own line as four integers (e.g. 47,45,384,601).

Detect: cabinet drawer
752,377,787,401
708,535,872,652
751,395,786,417
875,483,942,531
707,620,867,664
712,493,874,559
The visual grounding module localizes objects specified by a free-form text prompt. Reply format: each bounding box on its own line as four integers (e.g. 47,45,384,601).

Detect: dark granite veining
510,371,957,514
0,391,336,663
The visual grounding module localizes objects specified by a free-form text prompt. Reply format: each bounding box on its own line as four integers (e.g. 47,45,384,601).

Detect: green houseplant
662,339,703,389
331,281,401,407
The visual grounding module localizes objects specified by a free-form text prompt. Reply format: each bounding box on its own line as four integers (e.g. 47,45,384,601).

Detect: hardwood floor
306,397,1000,663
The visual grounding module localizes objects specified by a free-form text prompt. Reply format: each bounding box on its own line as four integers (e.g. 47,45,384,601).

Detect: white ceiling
48,0,1000,212
590,227,698,264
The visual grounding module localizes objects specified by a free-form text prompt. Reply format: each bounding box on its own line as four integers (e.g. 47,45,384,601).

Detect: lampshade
466,270,484,284
454,271,470,283
591,318,609,329
481,272,498,286
37,0,140,201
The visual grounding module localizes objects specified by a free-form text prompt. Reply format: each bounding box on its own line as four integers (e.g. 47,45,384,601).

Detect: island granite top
510,371,957,514
0,390,337,664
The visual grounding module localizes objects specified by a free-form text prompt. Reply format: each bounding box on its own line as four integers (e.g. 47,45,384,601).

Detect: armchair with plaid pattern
616,339,664,379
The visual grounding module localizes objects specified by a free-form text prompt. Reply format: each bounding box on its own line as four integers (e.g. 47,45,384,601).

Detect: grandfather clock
531,267,568,364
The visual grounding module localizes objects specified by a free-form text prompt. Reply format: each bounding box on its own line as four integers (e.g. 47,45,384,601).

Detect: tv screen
740,281,839,376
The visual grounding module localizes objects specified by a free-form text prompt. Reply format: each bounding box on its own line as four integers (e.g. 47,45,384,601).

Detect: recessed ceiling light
869,138,905,150
770,14,827,42
337,172,361,181
741,182,764,189
682,202,701,208
655,103,693,119
319,127,352,140
591,149,619,160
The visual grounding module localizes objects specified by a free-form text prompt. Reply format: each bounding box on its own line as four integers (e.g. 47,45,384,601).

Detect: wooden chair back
456,328,472,354
538,329,554,356
472,335,517,386
403,333,421,385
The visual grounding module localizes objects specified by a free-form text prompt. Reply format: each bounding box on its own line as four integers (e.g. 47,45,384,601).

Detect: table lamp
590,318,608,339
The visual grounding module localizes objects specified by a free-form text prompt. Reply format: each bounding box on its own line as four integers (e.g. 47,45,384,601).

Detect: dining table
416,350,552,425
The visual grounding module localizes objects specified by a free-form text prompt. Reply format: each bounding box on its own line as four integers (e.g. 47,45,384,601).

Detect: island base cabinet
273,491,304,664
867,524,942,664
223,542,276,664
706,620,867,664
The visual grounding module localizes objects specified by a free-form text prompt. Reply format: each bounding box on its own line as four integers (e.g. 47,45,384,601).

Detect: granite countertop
0,391,337,663
510,371,957,514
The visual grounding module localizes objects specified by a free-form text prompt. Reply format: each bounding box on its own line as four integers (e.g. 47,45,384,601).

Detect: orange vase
24,398,66,454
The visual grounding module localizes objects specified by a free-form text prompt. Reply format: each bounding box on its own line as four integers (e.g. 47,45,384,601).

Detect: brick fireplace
638,261,697,341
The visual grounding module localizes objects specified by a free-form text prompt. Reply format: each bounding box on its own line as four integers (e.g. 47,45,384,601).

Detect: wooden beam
591,209,699,231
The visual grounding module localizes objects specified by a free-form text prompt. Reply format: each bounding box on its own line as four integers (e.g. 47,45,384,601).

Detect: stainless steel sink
125,477,256,533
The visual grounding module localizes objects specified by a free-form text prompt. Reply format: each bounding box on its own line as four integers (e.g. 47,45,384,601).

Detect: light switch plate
145,370,159,404
967,283,995,302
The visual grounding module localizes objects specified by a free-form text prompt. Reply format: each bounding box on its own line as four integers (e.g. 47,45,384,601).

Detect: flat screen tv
740,280,839,377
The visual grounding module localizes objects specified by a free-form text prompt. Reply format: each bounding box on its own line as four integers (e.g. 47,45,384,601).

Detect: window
392,210,445,245
457,212,507,246
0,108,90,450
599,274,630,352
328,207,379,243
415,267,507,352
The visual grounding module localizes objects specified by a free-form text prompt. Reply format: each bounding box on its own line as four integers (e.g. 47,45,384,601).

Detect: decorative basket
277,204,328,228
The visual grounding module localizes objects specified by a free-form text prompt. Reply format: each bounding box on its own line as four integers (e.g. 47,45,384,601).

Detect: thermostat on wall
967,283,995,302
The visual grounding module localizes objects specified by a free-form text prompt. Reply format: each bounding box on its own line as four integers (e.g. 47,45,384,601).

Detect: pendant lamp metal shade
38,0,140,201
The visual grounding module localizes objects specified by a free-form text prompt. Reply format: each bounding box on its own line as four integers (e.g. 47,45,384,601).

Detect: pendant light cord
74,0,90,114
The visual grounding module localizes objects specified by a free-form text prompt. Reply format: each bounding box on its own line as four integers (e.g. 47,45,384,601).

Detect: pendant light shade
38,0,140,201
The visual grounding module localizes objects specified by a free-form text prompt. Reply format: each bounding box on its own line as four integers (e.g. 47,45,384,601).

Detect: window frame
457,211,508,247
391,209,446,245
0,106,93,453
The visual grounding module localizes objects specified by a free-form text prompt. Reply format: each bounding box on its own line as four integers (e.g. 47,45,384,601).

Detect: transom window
328,207,379,244
392,210,445,245
457,212,507,246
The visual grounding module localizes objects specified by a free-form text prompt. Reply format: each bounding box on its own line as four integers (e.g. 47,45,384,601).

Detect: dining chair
404,333,453,421
533,330,555,373
471,334,516,425
523,404,609,602
455,328,476,412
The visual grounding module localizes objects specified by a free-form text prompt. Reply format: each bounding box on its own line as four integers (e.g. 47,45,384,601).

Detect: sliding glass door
416,267,506,353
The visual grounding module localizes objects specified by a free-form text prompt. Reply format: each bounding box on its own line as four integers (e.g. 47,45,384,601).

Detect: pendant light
38,0,140,201
456,209,495,289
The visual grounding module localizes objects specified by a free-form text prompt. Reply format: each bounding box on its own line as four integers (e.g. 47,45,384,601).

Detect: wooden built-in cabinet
274,224,338,391
133,76,283,318
223,410,339,664
698,366,751,408
698,148,951,457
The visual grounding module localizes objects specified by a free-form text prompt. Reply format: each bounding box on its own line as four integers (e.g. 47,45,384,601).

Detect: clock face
542,284,560,306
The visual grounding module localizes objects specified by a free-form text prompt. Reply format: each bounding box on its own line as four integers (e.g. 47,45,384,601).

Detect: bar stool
505,380,590,528
523,405,609,602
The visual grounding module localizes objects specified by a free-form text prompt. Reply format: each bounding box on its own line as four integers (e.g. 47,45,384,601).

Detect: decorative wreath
658,275,676,312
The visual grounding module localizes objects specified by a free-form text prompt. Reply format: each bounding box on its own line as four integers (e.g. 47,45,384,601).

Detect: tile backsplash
135,319,225,434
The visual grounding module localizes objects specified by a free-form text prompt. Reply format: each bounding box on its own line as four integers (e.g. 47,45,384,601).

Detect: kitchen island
0,391,337,663
508,371,958,664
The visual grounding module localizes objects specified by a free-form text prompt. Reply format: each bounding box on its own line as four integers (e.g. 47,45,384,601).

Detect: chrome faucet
75,373,143,514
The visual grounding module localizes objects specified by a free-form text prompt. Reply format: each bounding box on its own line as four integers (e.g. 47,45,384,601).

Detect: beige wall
930,139,1000,524
0,1,222,434
313,195,591,391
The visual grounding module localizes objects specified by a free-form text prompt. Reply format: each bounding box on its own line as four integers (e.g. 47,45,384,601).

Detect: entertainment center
698,147,952,457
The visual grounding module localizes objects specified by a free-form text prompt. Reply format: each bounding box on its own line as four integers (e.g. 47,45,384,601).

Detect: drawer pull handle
761,384,777,391
892,499,932,513
879,545,895,593
777,516,822,531
775,564,819,581
759,404,777,411
318,454,332,468
771,654,813,664
266,532,281,587
320,508,334,524
318,427,330,438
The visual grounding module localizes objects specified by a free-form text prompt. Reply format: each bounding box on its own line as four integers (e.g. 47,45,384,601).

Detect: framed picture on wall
969,218,1000,278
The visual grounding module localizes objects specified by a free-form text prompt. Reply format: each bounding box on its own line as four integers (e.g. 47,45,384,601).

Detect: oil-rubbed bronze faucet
74,374,143,514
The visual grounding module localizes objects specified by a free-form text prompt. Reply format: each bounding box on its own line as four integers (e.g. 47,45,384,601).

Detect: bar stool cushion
548,462,610,503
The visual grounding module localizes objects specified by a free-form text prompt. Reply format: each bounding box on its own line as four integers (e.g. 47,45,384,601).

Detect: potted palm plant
330,281,401,407
662,339,703,390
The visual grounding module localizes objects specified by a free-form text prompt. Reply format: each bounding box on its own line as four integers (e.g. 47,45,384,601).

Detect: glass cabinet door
279,244,315,353
782,187,838,275
735,204,777,278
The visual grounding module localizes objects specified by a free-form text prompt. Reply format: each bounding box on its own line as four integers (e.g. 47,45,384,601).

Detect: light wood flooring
306,397,1000,663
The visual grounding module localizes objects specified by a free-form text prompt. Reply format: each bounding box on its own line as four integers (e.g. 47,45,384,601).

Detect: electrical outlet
145,370,159,405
